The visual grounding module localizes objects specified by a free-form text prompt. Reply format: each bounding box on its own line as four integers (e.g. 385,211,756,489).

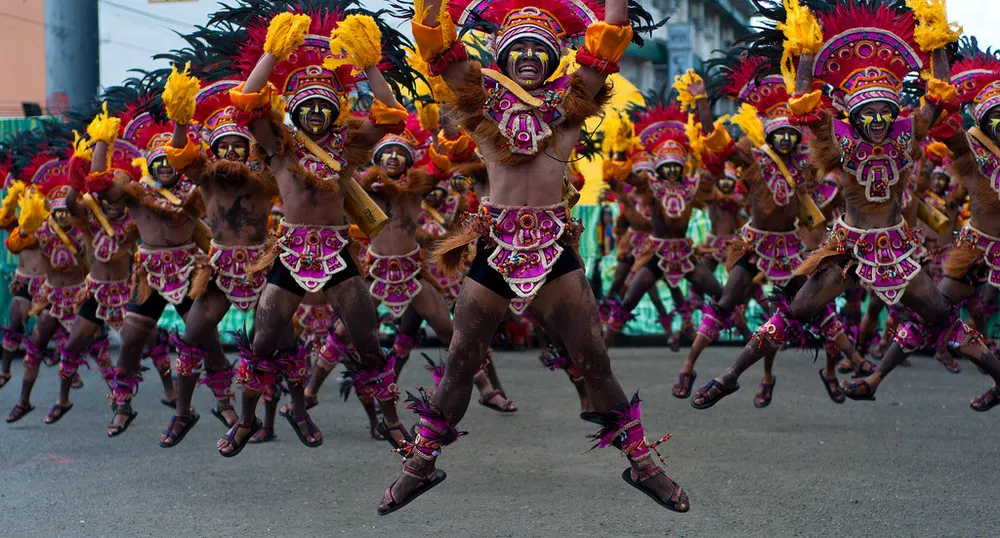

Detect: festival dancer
43,125,140,424
599,114,677,343
378,0,688,515
0,165,48,389
841,36,1000,409
599,94,726,349
692,0,1000,410
91,77,211,437
155,62,279,446
6,147,89,423
215,2,418,456
675,55,871,405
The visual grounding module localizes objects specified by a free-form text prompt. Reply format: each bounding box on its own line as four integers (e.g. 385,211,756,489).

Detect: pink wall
0,1,46,116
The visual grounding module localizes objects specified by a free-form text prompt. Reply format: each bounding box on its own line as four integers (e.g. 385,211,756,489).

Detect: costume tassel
906,0,962,52
17,190,48,235
162,62,201,124
326,15,383,72
776,0,823,91
731,103,765,147
263,12,311,62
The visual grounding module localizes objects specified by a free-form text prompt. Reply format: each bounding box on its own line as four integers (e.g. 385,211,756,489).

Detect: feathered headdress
631,101,691,169
222,0,418,113
446,0,662,60
950,37,1000,124
716,50,798,137
106,72,174,167
374,112,434,167
809,0,927,113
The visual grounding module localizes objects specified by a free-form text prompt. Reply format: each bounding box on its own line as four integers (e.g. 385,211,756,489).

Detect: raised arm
412,0,473,87
84,109,128,203
162,65,209,185
918,49,954,138
230,13,311,155
574,0,631,98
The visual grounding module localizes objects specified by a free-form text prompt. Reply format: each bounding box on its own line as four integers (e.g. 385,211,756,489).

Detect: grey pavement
0,347,996,537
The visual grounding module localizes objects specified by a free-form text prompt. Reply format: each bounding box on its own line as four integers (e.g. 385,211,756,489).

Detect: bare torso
369,192,421,256
200,179,271,245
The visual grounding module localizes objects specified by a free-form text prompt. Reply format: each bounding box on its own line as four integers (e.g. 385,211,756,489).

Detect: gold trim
481,68,545,108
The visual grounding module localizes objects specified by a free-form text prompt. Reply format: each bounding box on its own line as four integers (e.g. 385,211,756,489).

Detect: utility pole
45,0,100,116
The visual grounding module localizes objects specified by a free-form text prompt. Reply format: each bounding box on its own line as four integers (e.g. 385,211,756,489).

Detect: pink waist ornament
482,201,570,300
86,276,131,331
955,225,1000,289
44,281,86,331
740,224,807,284
366,247,423,319
9,270,44,296
646,236,694,288
276,219,351,293
137,243,200,305
702,233,735,265
210,241,269,312
830,217,922,305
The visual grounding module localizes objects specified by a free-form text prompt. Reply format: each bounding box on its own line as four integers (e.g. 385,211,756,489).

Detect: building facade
621,0,755,95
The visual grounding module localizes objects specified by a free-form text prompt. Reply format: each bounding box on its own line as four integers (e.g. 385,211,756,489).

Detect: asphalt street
0,347,996,537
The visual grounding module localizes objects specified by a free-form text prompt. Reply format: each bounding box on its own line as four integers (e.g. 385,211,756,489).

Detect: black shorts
77,297,104,327
266,255,361,297
12,287,30,301
467,240,581,300
128,292,194,320
733,253,760,277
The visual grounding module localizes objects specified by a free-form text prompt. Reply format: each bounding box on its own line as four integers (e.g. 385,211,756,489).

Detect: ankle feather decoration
581,392,672,465
58,346,89,380
231,329,278,393
106,368,141,406
170,331,207,377
201,368,235,402
391,389,465,463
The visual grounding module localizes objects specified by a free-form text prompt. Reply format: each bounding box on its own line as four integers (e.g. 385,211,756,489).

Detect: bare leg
1,296,31,384
380,279,510,510
108,313,158,434
327,276,404,444
218,283,301,454
692,268,847,408
680,266,755,376
606,258,633,300
534,271,688,509
6,312,60,422
604,266,658,346
51,316,101,418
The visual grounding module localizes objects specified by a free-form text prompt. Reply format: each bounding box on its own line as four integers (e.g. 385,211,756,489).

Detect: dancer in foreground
378,0,688,515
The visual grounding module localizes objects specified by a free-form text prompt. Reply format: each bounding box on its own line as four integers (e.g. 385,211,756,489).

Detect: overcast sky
99,0,999,88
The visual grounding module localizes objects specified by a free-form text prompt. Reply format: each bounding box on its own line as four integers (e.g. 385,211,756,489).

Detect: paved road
1,347,996,537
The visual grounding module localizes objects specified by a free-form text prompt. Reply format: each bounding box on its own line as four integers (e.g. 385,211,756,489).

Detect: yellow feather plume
602,112,637,154
776,0,823,91
17,190,48,235
925,140,953,161
132,157,150,180
326,15,383,72
731,103,765,147
86,102,120,147
413,0,432,23
1,180,26,221
417,101,440,132
72,130,93,161
906,0,962,52
685,114,706,174
264,13,312,62
163,62,201,124
672,69,705,112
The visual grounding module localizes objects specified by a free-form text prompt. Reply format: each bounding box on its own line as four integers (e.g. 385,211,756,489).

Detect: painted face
852,102,897,144
52,208,72,228
656,163,684,182
450,174,471,194
982,106,1000,143
503,39,554,91
768,127,800,155
149,156,178,185
425,186,448,208
377,144,410,177
213,135,249,163
931,171,950,195
717,175,736,194
293,97,337,136
99,194,126,220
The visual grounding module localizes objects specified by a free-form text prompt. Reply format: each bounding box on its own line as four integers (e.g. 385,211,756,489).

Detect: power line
99,0,195,29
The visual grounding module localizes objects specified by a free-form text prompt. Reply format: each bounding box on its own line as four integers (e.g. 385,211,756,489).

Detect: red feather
447,0,603,39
